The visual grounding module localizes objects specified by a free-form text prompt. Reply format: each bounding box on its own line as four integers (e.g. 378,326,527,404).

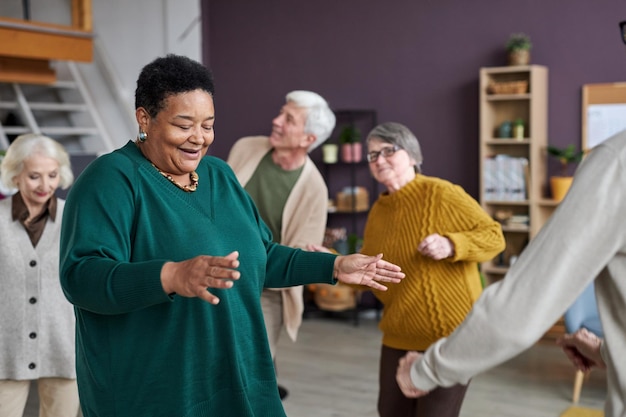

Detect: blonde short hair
1,133,74,190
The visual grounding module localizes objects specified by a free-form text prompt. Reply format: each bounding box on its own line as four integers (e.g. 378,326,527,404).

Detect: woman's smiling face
137,89,215,181
367,138,416,192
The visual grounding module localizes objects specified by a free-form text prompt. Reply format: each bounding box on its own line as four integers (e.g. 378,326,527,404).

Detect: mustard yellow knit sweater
361,175,505,351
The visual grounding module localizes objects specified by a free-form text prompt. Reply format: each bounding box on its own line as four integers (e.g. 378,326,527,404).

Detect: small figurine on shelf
339,125,362,163
498,121,512,138
513,119,525,140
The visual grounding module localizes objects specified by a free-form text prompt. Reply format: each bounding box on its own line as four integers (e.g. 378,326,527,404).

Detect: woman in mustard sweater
313,122,504,417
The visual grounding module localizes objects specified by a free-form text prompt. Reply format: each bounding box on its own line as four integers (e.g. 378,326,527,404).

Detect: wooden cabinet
479,65,552,285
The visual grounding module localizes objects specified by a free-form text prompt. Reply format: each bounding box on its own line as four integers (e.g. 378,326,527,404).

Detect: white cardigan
0,198,76,380
227,136,328,341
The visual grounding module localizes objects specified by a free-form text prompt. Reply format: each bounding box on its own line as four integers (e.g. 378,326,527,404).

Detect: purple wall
202,0,626,198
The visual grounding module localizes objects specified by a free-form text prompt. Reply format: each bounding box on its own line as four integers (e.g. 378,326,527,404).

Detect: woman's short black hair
134,54,215,117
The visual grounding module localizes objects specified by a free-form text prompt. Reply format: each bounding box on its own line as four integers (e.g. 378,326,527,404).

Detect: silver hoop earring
138,130,147,142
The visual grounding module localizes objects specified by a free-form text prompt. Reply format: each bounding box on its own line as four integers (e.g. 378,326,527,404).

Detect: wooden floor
278,314,607,417
24,314,606,417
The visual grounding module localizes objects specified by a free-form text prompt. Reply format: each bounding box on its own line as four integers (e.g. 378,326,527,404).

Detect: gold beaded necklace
135,140,199,192
151,163,199,192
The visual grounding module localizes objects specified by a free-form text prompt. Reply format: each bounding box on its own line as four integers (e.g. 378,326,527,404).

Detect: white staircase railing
0,60,115,155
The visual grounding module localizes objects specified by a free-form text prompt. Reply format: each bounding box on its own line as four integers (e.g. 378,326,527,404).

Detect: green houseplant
547,144,584,176
338,125,362,163
338,125,361,145
547,144,585,201
506,32,532,65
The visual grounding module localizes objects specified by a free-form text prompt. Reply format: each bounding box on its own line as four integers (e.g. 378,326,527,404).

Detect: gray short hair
366,122,423,173
286,90,336,151
1,133,74,190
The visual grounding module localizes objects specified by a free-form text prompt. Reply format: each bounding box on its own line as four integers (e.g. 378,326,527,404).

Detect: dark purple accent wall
202,0,626,198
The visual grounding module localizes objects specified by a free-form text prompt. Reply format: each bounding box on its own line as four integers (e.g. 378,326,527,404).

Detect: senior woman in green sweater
59,54,404,417
313,122,505,417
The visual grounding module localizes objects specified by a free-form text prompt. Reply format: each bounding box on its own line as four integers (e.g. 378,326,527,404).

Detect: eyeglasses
620,21,626,44
366,145,402,163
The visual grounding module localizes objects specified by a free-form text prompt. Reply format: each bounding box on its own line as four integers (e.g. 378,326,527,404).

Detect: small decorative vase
498,121,512,138
322,144,338,164
513,120,524,140
341,143,362,163
351,142,363,163
341,144,353,163
508,49,530,66
551,176,573,202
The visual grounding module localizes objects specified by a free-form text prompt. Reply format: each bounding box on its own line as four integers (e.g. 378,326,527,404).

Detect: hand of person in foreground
333,253,404,291
161,251,241,305
556,328,606,372
396,351,431,398
418,233,455,260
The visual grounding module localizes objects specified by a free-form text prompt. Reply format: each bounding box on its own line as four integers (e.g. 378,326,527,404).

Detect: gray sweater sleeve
411,134,626,392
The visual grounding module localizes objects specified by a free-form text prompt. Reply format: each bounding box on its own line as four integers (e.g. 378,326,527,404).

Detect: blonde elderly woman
0,133,77,417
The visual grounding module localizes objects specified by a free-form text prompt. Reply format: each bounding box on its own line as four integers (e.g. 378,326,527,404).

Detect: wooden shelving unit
320,109,378,242
479,65,550,285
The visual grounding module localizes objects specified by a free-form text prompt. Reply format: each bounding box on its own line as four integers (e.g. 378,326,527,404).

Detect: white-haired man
228,90,336,400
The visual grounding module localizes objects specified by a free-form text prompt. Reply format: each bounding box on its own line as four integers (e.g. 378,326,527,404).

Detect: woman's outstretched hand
161,251,241,305
334,253,404,291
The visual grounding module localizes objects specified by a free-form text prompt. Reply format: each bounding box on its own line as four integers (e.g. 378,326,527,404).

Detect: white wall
0,1,198,150
2,0,202,150
91,0,202,106
83,0,203,149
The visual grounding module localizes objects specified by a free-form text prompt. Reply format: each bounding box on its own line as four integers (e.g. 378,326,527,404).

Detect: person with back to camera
227,90,335,400
0,133,78,417
394,24,626,417
310,121,505,417
58,54,405,417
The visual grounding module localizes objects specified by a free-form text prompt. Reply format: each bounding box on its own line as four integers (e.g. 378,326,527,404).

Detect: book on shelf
483,155,529,202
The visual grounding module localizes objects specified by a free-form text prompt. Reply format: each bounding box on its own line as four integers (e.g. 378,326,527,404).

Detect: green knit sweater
60,141,336,417
361,175,505,351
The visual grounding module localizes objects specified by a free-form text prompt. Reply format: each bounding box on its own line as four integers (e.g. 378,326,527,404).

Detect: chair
563,283,604,403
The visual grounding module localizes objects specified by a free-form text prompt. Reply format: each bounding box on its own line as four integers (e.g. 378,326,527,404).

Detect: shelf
537,198,560,207
484,139,531,145
500,225,530,233
481,265,508,275
329,208,369,214
483,200,529,206
485,93,530,101
479,65,548,286
316,109,378,240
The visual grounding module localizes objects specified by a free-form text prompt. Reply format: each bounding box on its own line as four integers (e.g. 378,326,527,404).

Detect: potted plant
338,125,362,163
547,144,585,201
506,32,532,66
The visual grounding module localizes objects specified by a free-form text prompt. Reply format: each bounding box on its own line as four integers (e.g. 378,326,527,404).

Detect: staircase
0,60,115,155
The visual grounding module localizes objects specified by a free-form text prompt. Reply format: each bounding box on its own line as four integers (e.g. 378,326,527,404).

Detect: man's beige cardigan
227,136,328,341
